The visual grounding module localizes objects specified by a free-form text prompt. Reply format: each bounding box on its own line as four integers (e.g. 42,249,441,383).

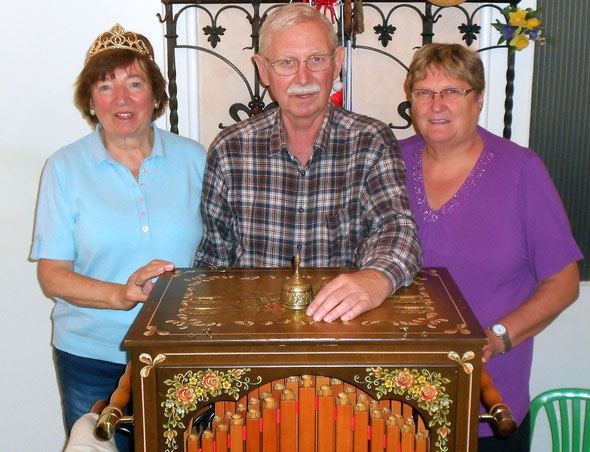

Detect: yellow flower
509,8,528,27
526,17,540,30
510,32,530,51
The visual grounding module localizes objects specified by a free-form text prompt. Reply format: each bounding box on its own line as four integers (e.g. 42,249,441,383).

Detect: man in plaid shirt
194,3,422,322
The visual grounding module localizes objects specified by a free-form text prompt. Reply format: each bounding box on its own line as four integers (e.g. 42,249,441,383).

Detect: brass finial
280,253,313,310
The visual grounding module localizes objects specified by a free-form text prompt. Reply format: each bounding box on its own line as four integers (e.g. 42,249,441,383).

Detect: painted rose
438,427,448,438
420,383,438,402
510,32,530,51
166,430,176,441
233,369,244,377
202,373,220,389
394,370,414,388
177,386,196,404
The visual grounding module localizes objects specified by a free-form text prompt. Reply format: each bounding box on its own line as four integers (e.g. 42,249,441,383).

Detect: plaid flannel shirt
194,103,422,292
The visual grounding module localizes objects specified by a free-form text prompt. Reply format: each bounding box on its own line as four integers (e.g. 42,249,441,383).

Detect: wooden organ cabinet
122,267,491,451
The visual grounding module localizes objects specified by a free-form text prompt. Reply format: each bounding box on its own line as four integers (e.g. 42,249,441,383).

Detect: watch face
492,324,507,335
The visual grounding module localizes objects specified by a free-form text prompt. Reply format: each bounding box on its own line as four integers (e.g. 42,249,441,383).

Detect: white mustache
287,83,321,95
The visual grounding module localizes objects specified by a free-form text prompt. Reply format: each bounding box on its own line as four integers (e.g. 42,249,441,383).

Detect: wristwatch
488,323,512,354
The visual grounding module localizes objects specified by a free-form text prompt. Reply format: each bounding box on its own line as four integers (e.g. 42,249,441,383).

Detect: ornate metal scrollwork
161,0,516,138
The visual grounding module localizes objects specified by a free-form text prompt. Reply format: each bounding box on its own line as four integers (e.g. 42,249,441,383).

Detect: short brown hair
404,43,485,98
74,41,168,126
258,3,338,56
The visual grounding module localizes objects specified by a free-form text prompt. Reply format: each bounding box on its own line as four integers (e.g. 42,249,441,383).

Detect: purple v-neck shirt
400,127,582,437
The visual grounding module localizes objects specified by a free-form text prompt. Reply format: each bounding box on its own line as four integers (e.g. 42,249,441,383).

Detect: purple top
400,127,582,437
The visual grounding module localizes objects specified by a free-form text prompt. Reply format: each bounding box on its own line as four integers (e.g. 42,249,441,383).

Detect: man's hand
306,269,392,322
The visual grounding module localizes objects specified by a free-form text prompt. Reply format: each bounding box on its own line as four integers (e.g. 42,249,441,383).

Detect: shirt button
141,168,147,173
297,244,302,250
301,171,306,176
142,226,148,232
141,211,146,216
298,207,304,213
140,183,146,188
138,197,144,203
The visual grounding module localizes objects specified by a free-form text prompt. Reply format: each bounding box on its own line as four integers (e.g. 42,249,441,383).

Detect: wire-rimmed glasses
265,54,334,76
411,88,475,104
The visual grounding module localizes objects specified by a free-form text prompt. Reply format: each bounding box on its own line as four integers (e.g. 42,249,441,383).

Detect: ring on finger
135,281,142,286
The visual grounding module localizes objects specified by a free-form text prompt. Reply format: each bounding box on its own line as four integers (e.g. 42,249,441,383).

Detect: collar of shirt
89,122,165,166
267,102,336,166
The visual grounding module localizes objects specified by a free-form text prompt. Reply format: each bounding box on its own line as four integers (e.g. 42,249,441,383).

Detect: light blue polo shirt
30,124,206,364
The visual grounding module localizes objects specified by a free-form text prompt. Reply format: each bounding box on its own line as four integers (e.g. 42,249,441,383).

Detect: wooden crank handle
94,362,133,441
343,0,352,39
479,365,517,437
91,399,108,414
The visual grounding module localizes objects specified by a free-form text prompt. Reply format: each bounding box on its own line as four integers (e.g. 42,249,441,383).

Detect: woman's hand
112,260,175,310
482,328,505,363
38,258,175,311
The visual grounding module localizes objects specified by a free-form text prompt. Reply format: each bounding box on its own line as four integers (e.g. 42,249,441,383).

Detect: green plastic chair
530,388,590,451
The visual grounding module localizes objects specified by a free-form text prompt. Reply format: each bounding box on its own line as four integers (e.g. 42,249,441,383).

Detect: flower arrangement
492,6,547,52
355,366,453,450
161,368,261,452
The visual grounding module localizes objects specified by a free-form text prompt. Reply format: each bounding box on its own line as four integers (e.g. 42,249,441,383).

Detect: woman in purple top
400,43,582,451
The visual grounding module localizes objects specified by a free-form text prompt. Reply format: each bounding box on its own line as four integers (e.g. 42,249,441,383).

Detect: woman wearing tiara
30,24,206,451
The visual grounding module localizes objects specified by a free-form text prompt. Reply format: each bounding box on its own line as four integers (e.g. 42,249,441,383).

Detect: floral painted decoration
161,368,261,452
492,6,547,52
355,367,452,451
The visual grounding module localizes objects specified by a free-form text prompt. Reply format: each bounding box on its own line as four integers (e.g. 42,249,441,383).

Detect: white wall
0,1,165,450
0,1,586,451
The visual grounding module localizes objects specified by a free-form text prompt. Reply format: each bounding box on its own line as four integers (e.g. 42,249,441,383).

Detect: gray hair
258,3,338,56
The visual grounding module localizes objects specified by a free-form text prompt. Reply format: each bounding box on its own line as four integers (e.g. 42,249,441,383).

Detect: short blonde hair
404,43,485,98
258,3,338,56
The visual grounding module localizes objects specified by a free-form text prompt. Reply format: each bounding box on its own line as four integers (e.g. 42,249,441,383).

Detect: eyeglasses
411,88,475,104
265,54,334,76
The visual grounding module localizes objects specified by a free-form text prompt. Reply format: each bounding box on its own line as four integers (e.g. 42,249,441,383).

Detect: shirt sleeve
355,138,423,292
193,147,237,268
30,156,77,261
519,154,583,281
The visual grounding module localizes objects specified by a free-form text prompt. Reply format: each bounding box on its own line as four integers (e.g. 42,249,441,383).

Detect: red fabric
330,89,343,107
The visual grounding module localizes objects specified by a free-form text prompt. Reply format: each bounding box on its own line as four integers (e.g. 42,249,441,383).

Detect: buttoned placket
294,161,310,259
137,164,150,235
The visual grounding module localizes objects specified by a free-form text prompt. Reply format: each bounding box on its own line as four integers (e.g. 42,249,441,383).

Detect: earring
89,108,95,116
154,102,159,110
332,80,344,92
